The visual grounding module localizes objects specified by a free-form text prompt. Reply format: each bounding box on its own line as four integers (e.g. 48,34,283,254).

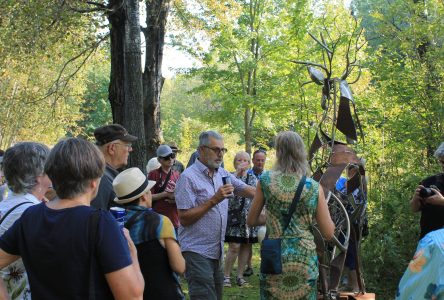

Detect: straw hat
113,168,156,204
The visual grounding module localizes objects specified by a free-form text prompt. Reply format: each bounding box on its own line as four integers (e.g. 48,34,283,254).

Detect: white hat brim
113,180,156,205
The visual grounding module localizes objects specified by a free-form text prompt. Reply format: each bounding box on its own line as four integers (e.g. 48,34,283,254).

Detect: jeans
183,251,223,300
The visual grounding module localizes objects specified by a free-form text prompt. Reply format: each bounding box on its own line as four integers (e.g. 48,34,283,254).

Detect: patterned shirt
0,193,40,300
175,159,248,259
125,206,177,245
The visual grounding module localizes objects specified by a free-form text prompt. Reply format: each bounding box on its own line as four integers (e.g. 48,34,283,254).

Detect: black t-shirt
0,203,132,300
419,173,444,239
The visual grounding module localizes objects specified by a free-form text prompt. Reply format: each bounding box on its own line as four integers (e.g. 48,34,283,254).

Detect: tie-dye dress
260,171,319,300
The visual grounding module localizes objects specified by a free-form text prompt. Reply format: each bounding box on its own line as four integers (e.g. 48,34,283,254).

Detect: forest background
1,0,444,298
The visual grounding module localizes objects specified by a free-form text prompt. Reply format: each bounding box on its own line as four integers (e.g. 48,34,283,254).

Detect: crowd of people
0,122,442,299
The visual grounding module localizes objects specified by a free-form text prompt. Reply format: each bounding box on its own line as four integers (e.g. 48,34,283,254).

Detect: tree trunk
142,0,171,159
108,0,146,169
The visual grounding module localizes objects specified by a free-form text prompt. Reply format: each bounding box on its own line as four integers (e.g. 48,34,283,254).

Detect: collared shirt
175,159,247,259
247,168,263,180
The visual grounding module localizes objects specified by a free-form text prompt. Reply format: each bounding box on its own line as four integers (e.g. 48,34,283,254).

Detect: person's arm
178,185,234,227
0,249,19,269
247,182,266,226
105,229,144,300
0,279,9,300
316,186,335,240
152,191,172,202
230,173,255,199
424,188,444,206
410,185,424,212
236,185,256,199
163,238,186,274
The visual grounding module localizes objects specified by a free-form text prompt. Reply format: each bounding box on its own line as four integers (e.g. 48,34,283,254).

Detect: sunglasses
161,153,176,160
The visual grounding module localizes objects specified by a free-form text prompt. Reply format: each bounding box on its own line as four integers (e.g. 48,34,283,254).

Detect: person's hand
214,184,234,203
413,185,426,206
236,162,250,175
165,191,175,200
424,188,444,206
122,228,138,259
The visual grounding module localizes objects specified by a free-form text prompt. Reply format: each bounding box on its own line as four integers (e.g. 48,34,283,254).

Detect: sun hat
156,145,173,158
146,157,161,174
113,168,155,204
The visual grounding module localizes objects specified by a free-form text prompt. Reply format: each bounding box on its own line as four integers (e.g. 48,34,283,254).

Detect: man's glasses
112,143,132,150
203,146,228,155
161,153,176,160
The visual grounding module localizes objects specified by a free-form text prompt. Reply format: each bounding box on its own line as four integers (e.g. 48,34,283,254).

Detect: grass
180,244,262,300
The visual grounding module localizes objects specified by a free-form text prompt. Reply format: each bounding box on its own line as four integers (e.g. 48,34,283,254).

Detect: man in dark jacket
91,124,138,209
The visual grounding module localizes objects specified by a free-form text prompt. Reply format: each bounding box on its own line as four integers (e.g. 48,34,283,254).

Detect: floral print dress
225,172,259,243
260,171,319,300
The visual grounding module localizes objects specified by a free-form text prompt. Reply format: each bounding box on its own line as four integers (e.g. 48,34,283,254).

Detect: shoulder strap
124,210,145,230
282,175,306,233
88,210,101,300
157,169,173,193
0,201,34,225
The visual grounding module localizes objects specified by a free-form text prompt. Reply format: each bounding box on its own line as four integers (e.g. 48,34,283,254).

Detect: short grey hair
434,142,444,158
273,131,308,176
45,138,105,199
199,131,223,147
3,142,50,194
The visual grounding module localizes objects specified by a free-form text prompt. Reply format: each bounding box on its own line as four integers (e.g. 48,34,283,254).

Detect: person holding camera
410,142,444,239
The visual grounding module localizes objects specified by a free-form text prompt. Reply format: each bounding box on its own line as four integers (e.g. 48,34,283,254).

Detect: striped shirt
175,159,247,259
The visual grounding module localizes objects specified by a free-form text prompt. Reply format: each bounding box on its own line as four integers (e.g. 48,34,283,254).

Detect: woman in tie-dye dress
247,131,335,300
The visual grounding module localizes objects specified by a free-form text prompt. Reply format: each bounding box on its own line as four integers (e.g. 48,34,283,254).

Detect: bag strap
88,210,101,300
0,201,33,225
282,175,306,233
124,210,145,230
157,169,172,193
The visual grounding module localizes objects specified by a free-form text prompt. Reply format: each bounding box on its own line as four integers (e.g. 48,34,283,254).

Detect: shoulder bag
260,175,306,275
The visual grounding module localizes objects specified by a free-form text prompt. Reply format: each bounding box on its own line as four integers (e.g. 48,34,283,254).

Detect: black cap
94,124,138,146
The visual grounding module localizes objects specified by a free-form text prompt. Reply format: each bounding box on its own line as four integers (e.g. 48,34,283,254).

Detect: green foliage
0,0,106,148
67,55,113,140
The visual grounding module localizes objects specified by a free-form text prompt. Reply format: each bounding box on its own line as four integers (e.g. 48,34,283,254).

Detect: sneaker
236,277,249,287
243,267,253,277
223,276,231,287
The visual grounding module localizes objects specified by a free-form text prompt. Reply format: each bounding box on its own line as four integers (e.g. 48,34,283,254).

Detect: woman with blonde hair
248,131,335,299
224,151,258,287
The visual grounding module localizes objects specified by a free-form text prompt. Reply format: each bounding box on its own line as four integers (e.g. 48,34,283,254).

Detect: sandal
223,276,231,287
243,267,253,277
236,277,249,287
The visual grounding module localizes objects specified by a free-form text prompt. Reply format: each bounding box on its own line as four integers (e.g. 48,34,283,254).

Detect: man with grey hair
410,142,444,239
175,130,255,300
91,124,138,210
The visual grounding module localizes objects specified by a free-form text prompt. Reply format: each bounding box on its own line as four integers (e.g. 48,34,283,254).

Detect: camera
419,187,435,198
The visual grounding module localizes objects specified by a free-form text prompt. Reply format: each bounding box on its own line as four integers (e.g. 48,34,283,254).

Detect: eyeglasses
112,143,132,150
160,153,176,160
203,146,228,155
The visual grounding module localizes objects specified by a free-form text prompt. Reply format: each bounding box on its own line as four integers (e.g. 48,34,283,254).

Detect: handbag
260,175,306,275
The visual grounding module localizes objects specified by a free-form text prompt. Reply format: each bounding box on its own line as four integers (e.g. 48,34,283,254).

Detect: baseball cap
94,124,138,146
156,145,173,158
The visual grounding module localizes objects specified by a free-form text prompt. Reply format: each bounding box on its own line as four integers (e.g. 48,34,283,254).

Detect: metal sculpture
292,20,368,300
